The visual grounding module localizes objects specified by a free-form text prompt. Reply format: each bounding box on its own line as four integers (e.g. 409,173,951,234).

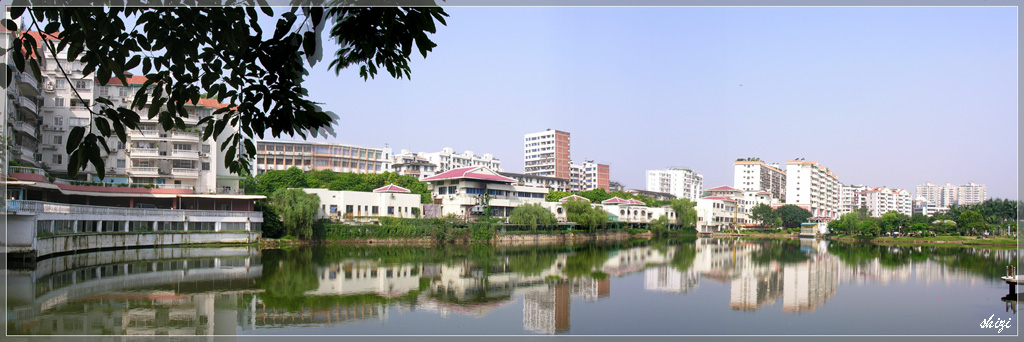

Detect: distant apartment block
499,172,571,192
916,181,987,207
570,160,609,192
421,147,501,174
624,189,676,201
524,129,570,179
733,158,786,201
254,140,392,175
390,149,438,180
646,168,704,201
785,160,841,220
863,187,913,217
912,197,948,216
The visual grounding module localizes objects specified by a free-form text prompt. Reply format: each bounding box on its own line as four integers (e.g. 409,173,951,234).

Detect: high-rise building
254,140,392,174
785,160,841,220
863,187,913,217
4,30,43,171
646,168,704,201
915,181,987,207
390,149,438,180
524,129,570,179
839,184,869,215
570,160,609,192
733,159,786,201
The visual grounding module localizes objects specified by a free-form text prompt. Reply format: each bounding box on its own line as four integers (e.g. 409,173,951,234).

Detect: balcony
12,121,37,137
18,96,38,114
17,72,39,93
172,168,199,177
171,130,201,139
130,130,161,139
130,148,160,157
171,150,199,159
15,145,36,160
130,167,159,176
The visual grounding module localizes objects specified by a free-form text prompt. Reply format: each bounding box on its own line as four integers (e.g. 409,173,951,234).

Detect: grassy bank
828,235,1017,246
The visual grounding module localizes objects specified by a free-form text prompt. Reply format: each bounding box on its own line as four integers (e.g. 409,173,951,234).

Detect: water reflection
6,239,1019,335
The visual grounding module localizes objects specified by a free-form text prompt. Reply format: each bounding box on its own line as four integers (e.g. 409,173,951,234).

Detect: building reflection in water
7,247,262,336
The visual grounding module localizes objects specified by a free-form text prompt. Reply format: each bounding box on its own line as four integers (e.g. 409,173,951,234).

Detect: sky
290,6,1017,199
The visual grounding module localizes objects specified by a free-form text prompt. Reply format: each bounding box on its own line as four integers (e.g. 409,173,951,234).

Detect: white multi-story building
570,160,609,192
695,196,738,233
303,184,423,220
785,160,841,220
254,140,392,175
912,197,948,216
915,181,987,207
839,184,869,215
390,149,437,180
733,159,786,201
4,31,44,172
863,187,913,217
421,166,546,218
524,129,570,179
704,186,772,227
955,181,987,206
18,30,237,193
421,147,501,174
646,168,704,201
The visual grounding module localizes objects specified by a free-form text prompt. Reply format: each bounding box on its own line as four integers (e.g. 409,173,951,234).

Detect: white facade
839,184,869,215
646,168,704,201
421,147,501,174
915,181,987,207
302,188,423,220
733,159,786,201
695,197,738,233
863,187,913,217
424,167,546,218
912,197,948,217
390,149,438,180
784,160,841,220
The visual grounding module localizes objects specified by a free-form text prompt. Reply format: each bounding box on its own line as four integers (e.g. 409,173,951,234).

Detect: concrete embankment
492,231,645,247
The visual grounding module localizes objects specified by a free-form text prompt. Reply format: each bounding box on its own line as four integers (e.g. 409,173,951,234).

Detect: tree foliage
268,188,320,239
775,205,812,228
668,198,697,228
4,3,448,178
245,167,431,203
749,203,777,227
508,203,556,232
878,211,910,235
562,200,607,232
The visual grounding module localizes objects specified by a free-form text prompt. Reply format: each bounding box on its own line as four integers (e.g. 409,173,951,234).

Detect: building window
54,97,65,107
53,135,62,144
117,159,125,168
438,187,447,195
52,154,62,165
202,162,210,171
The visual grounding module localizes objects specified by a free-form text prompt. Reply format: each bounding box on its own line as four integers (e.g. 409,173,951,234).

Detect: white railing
172,150,199,158
131,148,159,156
9,166,46,176
131,167,159,174
13,120,37,137
171,131,201,139
6,200,261,219
131,130,160,137
18,96,38,113
156,184,195,190
18,72,39,89
172,168,199,177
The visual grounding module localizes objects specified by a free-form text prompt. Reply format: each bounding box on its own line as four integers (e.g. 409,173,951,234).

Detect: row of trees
244,167,431,203
507,198,699,233
749,204,813,229
829,199,1018,238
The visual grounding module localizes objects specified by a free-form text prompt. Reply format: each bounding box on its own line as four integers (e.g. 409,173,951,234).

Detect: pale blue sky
292,6,1017,199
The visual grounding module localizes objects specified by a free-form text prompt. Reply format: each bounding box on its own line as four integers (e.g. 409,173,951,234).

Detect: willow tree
269,188,320,239
3,1,447,178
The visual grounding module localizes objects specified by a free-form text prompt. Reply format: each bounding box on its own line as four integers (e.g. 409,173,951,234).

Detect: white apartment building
646,168,704,201
956,181,987,206
254,140,392,175
570,160,610,192
21,31,237,193
839,184,869,215
704,186,773,227
422,166,546,218
421,147,501,174
913,197,948,217
390,149,438,180
915,181,987,207
733,159,786,201
524,129,570,179
863,187,913,217
785,160,841,220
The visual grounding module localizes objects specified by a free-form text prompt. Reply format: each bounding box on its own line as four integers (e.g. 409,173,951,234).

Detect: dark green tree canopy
4,1,447,178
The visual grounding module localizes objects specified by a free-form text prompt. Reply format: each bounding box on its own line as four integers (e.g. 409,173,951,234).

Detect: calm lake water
5,237,1020,336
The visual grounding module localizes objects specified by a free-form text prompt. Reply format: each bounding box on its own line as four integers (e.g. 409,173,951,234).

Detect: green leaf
67,126,86,155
